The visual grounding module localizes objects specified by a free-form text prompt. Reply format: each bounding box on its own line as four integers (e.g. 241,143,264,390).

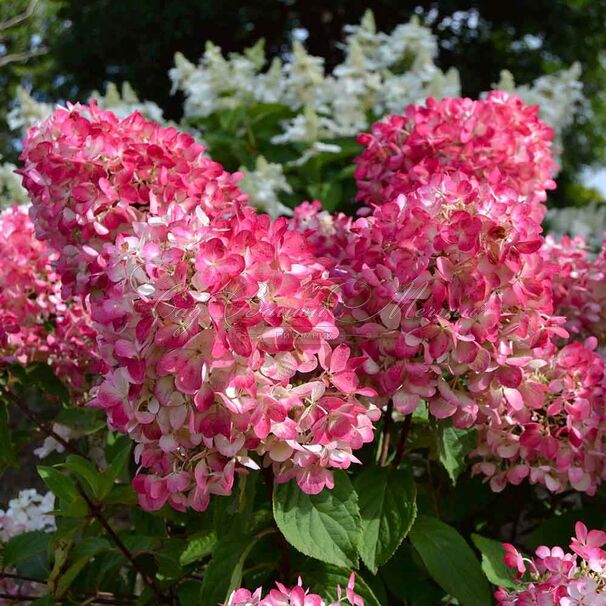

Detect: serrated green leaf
355,466,417,573
409,515,491,606
200,529,263,605
179,530,217,566
438,422,477,484
273,471,361,568
471,534,518,589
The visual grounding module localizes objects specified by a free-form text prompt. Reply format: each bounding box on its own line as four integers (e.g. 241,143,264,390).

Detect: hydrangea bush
1,11,605,606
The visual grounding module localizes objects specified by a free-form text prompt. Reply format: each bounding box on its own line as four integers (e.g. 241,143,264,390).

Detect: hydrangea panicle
19,102,247,296
0,205,101,393
355,92,557,219
496,523,606,605
21,105,379,511
225,574,364,606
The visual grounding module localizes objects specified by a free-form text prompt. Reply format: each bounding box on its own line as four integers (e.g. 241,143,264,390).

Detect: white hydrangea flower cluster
238,156,294,218
90,81,165,123
0,489,55,542
0,161,28,209
546,202,606,251
6,87,54,133
170,11,462,144
171,10,583,215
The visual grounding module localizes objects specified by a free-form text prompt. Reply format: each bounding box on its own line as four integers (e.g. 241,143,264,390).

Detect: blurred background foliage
3,0,606,205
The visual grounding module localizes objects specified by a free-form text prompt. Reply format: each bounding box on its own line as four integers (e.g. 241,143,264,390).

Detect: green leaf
26,362,69,402
199,528,263,605
0,402,17,469
105,484,137,505
62,455,101,498
31,596,55,606
54,537,111,598
156,538,188,578
300,562,381,606
471,534,518,589
98,439,132,498
178,580,203,606
273,470,361,568
409,515,491,606
381,542,444,606
438,422,477,484
4,531,50,567
48,532,76,597
38,466,78,503
55,407,106,434
355,466,417,573
179,530,217,566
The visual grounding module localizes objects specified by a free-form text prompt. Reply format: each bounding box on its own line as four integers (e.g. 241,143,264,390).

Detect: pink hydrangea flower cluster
354,91,556,219
295,166,564,431
496,522,606,605
472,337,606,495
19,101,247,296
295,93,606,496
93,203,378,510
226,574,363,606
0,205,101,393
541,234,606,344
20,105,379,511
